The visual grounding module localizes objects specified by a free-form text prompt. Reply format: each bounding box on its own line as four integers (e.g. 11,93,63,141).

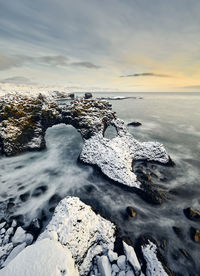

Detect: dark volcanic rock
84,92,92,99
127,121,142,127
190,227,200,243
172,226,183,239
183,207,200,221
0,94,115,156
126,206,137,218
0,93,174,205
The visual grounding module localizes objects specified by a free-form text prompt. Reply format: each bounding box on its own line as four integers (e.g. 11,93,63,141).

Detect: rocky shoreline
0,93,173,204
0,93,198,275
0,197,172,276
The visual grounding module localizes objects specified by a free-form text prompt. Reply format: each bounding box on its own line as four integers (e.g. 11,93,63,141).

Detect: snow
117,255,126,270
141,240,168,276
3,242,26,267
39,197,115,275
97,255,112,276
108,250,118,262
0,238,79,276
123,241,141,276
12,227,33,246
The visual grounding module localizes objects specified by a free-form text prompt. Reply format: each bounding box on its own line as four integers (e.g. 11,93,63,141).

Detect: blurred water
0,92,200,275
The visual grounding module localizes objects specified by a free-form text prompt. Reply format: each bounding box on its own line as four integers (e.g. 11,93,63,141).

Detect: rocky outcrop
183,207,200,221
0,197,172,276
39,197,115,275
0,220,33,268
0,93,172,202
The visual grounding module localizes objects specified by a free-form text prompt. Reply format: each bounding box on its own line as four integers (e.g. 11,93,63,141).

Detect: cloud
39,55,68,66
120,72,172,78
0,76,33,84
70,61,100,69
0,52,100,71
0,54,22,70
182,85,200,89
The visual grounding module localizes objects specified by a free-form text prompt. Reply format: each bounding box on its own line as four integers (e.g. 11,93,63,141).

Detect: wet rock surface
0,93,173,203
183,207,200,221
0,197,174,275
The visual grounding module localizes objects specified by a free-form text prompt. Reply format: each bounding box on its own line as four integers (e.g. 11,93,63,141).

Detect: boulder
39,197,115,275
84,92,93,99
183,207,200,221
126,206,137,218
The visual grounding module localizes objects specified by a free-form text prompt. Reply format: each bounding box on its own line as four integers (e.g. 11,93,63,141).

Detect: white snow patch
141,241,168,276
123,241,141,276
0,238,79,276
39,197,115,275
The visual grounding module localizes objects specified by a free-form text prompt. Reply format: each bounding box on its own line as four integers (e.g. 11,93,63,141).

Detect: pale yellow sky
0,0,200,92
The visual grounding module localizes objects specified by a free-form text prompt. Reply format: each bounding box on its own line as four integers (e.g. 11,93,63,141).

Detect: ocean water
0,92,200,275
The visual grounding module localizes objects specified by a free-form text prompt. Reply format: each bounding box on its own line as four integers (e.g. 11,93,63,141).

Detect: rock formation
0,93,173,203
1,197,172,276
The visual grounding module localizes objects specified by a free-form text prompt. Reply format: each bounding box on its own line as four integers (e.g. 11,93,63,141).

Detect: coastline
0,91,199,272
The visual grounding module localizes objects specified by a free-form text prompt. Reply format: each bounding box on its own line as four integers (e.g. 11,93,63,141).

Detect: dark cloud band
120,73,172,78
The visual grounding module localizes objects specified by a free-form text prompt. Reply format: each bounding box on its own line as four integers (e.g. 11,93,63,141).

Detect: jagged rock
126,207,137,218
112,263,120,273
183,207,200,221
123,241,141,275
85,92,93,99
139,236,173,276
172,226,183,239
0,222,6,229
0,94,172,202
97,255,112,276
108,250,118,263
190,227,200,243
117,255,126,270
12,227,33,246
39,197,115,276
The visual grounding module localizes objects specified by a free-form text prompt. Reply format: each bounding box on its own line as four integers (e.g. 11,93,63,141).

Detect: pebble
12,227,33,246
0,222,6,229
118,271,126,276
11,220,17,228
97,255,112,276
108,250,118,262
112,263,120,273
0,228,6,235
126,271,135,276
117,255,126,270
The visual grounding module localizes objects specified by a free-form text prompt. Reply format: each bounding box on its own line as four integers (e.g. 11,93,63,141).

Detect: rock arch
0,94,173,203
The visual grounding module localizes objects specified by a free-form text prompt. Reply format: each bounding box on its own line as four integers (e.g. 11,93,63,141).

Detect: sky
0,0,200,93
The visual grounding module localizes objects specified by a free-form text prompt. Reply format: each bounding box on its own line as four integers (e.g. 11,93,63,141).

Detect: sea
0,92,200,275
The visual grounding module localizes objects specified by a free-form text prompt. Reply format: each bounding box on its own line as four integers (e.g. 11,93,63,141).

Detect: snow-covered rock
0,238,79,276
117,255,126,270
97,255,112,276
108,250,118,262
3,242,26,267
39,197,115,275
12,227,33,246
80,118,169,190
112,263,120,273
141,240,168,276
123,241,141,276
0,94,172,202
